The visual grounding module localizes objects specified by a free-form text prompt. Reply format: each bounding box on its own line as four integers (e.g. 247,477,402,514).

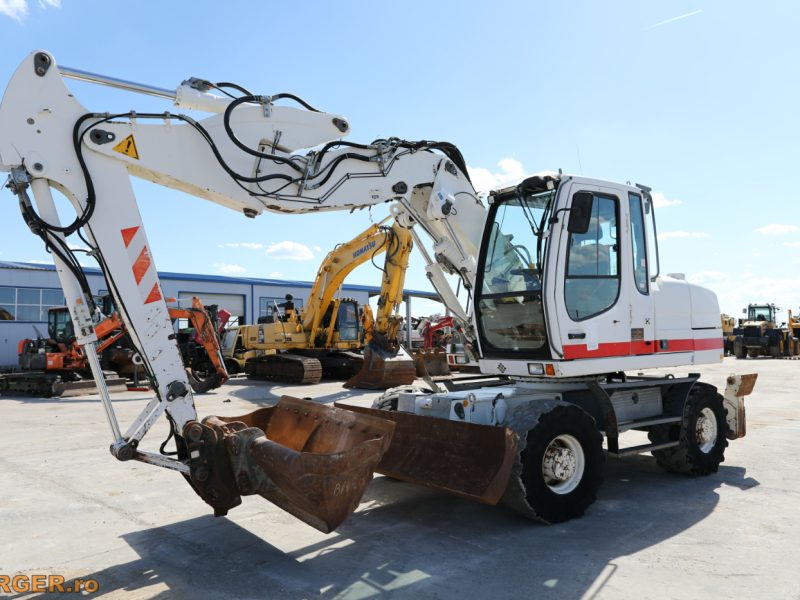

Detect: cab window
628,193,648,294
565,193,620,320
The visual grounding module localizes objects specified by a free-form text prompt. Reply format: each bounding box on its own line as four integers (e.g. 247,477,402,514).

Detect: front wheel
649,385,728,475
519,405,605,523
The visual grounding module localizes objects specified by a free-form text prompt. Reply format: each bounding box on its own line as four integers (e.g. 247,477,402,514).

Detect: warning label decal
112,135,140,159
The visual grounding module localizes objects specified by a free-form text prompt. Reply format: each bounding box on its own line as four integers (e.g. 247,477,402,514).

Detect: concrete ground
1,358,798,599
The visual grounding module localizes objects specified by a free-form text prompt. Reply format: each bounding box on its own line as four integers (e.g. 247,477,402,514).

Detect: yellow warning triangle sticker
112,134,139,159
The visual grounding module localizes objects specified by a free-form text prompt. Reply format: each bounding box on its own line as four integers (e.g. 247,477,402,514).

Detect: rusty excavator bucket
345,334,417,390
412,348,451,377
183,396,395,533
340,403,519,505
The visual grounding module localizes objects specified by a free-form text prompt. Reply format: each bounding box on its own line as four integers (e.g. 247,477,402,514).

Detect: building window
0,286,65,321
259,296,303,319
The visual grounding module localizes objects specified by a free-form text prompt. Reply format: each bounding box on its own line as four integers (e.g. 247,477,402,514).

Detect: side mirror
567,192,593,234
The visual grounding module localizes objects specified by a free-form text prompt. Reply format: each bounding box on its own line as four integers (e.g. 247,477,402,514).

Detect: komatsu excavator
234,216,416,388
0,51,756,532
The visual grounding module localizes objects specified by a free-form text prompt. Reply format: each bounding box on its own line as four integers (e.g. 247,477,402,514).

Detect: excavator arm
0,50,485,531
303,217,413,345
167,297,230,392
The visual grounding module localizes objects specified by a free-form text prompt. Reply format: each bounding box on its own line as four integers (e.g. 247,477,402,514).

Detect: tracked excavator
233,216,416,388
0,51,756,533
0,295,228,396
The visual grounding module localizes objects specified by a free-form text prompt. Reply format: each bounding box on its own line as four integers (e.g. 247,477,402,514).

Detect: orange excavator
1,296,228,397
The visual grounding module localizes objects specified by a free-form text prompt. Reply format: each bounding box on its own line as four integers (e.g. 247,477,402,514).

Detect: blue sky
2,1,799,320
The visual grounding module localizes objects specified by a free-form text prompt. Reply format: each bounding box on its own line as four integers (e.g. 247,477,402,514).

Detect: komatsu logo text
353,240,376,259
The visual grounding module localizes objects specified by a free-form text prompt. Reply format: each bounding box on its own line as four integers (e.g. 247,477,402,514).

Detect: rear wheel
733,339,747,359
519,405,604,523
649,385,728,475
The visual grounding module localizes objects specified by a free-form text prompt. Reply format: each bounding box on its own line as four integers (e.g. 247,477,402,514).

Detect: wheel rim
695,407,718,453
541,434,585,494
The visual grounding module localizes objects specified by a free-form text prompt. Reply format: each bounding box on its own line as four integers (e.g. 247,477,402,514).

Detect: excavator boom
0,51,479,531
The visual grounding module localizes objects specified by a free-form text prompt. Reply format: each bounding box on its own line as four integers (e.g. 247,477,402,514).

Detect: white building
0,261,437,368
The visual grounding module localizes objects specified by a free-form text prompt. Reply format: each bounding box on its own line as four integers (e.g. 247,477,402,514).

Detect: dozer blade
0,372,127,397
345,341,417,390
54,376,128,397
412,348,451,377
338,404,519,505
184,396,395,533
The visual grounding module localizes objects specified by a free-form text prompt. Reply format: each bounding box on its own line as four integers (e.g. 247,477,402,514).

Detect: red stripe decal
692,338,724,351
563,337,722,359
144,283,162,304
121,226,139,248
132,246,152,285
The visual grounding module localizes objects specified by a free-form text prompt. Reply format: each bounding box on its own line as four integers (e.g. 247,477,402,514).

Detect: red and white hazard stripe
120,226,162,305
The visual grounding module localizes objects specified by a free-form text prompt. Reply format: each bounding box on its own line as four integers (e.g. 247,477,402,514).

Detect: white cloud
467,158,527,193
754,224,800,236
267,271,284,278
651,192,682,209
0,0,28,20
658,231,710,241
217,242,264,249
1,0,60,21
265,240,315,261
214,263,246,275
694,273,800,322
782,241,800,248
688,271,729,285
312,245,322,253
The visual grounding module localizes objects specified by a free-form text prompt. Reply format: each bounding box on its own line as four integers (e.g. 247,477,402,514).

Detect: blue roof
0,260,440,300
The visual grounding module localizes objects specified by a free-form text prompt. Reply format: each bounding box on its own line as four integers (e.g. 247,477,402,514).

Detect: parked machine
168,297,230,393
412,315,456,376
0,295,228,396
721,313,737,356
0,51,756,533
228,217,416,388
2,303,128,396
733,304,788,358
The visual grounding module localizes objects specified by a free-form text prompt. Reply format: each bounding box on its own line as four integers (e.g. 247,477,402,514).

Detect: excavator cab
48,307,74,345
336,300,360,341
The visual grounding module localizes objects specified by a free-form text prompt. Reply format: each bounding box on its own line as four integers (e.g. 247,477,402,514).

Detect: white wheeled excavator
0,50,756,532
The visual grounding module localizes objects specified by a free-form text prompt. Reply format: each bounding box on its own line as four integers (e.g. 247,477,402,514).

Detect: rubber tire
733,339,747,359
769,343,781,358
186,368,221,394
223,358,240,375
648,386,728,475
519,405,605,523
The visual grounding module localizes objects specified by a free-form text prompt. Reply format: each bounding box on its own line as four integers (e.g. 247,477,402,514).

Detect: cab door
547,181,632,360
627,190,656,354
